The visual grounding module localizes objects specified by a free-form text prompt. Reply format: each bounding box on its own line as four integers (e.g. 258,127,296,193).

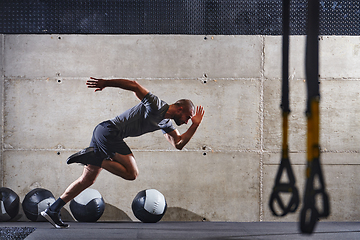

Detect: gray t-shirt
110,92,175,139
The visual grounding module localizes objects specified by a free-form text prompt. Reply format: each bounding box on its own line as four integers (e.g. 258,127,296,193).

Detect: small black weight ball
132,189,167,223
0,187,20,221
22,188,55,222
70,188,105,222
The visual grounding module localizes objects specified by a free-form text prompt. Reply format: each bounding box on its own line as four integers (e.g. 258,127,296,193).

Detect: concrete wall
1,35,360,222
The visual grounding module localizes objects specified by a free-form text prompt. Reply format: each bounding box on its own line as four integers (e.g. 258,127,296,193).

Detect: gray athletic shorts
89,120,132,166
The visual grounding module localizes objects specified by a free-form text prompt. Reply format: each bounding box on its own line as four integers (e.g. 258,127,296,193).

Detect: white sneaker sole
41,211,69,229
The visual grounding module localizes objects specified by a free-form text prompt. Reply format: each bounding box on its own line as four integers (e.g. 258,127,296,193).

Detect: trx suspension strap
269,0,299,217
300,0,330,234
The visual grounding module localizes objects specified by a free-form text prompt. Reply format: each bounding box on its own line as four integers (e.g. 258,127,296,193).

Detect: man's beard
174,117,182,126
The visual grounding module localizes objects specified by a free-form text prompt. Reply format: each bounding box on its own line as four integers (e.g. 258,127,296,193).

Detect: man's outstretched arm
86,77,149,100
164,106,205,150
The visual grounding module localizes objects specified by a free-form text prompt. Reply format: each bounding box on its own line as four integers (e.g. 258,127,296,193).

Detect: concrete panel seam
258,36,265,222
319,78,360,81
265,163,360,166
321,150,360,153
263,150,360,154
3,76,265,81
2,148,265,153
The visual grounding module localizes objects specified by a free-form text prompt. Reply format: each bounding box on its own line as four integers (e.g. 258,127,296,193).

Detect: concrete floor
0,221,359,240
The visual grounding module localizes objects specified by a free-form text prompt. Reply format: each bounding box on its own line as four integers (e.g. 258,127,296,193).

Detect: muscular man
41,77,205,228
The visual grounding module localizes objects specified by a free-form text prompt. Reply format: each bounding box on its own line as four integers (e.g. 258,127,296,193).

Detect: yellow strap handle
282,112,289,159
306,98,320,177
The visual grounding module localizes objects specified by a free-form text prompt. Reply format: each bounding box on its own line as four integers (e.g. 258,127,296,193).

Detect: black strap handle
269,0,299,217
300,0,330,234
269,157,300,216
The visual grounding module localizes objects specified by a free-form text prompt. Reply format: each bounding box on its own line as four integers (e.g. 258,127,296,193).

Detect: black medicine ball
0,187,20,221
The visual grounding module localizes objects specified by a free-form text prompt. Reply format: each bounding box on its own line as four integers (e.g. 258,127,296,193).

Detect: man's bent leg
101,153,139,180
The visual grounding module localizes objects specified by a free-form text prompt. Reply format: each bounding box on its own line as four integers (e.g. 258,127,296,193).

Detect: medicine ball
132,189,167,223
0,187,20,221
22,188,55,222
70,188,105,222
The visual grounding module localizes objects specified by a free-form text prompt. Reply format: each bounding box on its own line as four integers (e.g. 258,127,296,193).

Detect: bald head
174,99,195,113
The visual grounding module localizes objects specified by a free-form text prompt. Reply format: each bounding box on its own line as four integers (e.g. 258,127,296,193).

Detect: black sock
49,198,66,213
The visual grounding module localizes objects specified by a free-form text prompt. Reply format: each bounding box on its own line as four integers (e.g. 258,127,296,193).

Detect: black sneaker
67,147,95,165
41,208,69,229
